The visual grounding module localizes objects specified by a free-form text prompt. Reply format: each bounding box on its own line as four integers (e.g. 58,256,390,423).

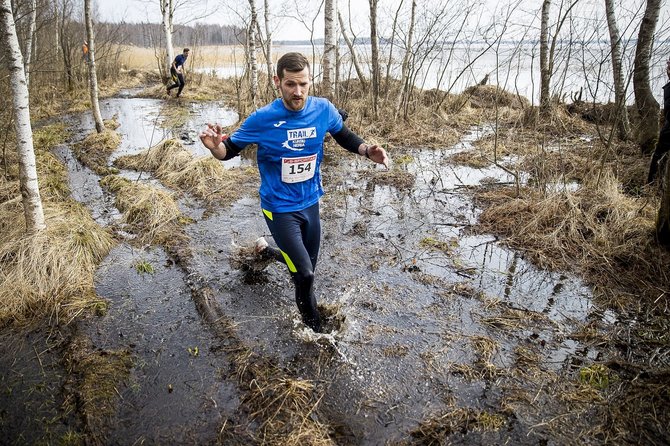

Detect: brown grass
74,125,122,175
99,175,187,246
65,334,133,441
0,123,115,325
211,320,335,446
406,406,507,443
476,171,668,307
0,201,115,324
460,84,530,110
113,138,256,206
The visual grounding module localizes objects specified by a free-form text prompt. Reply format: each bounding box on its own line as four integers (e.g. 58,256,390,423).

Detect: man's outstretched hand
366,144,389,169
199,123,228,159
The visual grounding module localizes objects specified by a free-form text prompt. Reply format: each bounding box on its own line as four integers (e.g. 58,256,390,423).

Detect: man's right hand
199,123,228,159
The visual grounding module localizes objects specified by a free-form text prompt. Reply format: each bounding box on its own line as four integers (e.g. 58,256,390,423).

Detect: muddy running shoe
254,237,269,255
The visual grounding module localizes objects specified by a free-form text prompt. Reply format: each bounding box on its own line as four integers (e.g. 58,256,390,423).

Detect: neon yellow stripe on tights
281,250,297,273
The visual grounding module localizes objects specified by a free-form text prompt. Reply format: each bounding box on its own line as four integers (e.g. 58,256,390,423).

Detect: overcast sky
96,0,376,41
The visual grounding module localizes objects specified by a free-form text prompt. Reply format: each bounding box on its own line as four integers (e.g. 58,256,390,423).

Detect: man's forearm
332,124,365,155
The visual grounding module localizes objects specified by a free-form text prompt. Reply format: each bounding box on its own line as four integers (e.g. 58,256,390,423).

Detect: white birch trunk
322,0,335,98
161,0,174,73
369,0,380,118
248,0,258,107
1,0,45,232
24,0,35,88
263,0,274,93
84,0,104,133
539,0,551,113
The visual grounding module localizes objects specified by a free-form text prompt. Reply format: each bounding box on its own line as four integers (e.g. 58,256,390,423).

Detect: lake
195,42,669,106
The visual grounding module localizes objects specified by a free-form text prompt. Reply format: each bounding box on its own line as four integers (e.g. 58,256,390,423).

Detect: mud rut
2,94,615,445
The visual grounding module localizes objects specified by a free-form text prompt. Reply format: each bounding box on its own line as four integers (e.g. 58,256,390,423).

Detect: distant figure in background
82,41,89,62
167,48,190,98
647,59,670,184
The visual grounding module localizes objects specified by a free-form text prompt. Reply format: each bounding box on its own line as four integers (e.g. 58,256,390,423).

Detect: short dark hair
183,48,190,53
277,52,309,79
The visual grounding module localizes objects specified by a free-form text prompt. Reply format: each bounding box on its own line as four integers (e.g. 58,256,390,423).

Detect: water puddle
35,94,610,443
70,98,239,161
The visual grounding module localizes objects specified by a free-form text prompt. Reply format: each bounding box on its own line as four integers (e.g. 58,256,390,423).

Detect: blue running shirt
230,97,343,213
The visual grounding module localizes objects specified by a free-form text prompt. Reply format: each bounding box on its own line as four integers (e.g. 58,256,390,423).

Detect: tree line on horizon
98,21,242,47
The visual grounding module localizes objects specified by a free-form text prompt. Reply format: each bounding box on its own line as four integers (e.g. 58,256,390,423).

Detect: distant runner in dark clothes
167,48,189,98
199,52,389,332
647,58,670,184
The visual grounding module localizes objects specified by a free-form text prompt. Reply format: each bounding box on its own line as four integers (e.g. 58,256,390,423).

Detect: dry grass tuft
229,241,275,274
99,175,186,246
461,84,530,110
65,334,133,440
114,138,256,205
407,406,507,443
0,201,115,324
0,121,116,324
520,105,593,135
603,368,670,444
476,171,668,305
74,129,122,175
220,346,334,446
368,168,415,190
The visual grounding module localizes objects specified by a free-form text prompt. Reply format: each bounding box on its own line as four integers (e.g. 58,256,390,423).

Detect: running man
167,48,189,98
199,52,389,332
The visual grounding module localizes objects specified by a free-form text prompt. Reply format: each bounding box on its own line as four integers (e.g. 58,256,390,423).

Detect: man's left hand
367,145,389,169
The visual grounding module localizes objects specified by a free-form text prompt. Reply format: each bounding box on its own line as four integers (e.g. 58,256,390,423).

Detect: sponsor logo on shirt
286,127,317,140
273,121,286,127
282,127,317,151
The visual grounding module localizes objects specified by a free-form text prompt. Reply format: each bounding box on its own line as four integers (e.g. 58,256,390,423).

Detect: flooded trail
7,91,613,444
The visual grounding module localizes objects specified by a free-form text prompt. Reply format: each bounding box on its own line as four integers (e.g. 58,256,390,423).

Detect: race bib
281,154,317,183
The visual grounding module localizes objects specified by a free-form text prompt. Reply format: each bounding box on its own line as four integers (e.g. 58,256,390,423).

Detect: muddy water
81,245,240,444
51,96,604,443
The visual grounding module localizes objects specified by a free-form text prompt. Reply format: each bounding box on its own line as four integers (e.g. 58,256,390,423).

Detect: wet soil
1,91,621,444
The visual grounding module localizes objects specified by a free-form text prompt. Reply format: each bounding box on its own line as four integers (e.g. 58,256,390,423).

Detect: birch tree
369,0,380,118
539,0,552,113
539,0,580,115
1,0,45,232
248,0,259,107
23,0,36,88
84,0,104,133
262,0,274,94
633,0,660,154
605,0,631,140
322,0,335,98
160,0,175,73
